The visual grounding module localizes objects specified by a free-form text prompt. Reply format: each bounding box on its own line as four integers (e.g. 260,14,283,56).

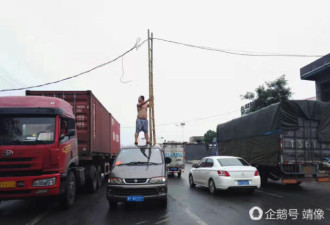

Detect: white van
163,143,185,177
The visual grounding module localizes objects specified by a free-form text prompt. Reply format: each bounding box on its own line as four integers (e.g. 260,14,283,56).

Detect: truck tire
178,172,181,178
260,172,268,187
59,171,76,209
86,165,98,193
97,165,102,188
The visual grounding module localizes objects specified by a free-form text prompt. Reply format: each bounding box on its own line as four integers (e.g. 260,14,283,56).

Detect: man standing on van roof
135,95,152,145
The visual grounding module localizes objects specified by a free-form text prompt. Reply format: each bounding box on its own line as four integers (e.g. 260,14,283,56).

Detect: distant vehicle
163,143,185,177
189,156,260,194
0,91,120,208
107,145,172,208
217,100,330,186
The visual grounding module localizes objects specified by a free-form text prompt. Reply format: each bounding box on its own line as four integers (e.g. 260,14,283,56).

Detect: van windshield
115,148,163,165
0,116,56,145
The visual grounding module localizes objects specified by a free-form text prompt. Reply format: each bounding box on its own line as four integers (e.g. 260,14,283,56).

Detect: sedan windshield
217,158,250,166
115,148,163,165
0,116,56,145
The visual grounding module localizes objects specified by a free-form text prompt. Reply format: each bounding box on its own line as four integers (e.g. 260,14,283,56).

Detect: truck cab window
60,118,76,142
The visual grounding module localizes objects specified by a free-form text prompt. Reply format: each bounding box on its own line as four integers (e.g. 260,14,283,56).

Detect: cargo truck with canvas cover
217,100,330,185
163,142,185,177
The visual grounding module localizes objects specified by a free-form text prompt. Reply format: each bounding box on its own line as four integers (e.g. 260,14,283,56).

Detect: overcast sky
1,0,330,145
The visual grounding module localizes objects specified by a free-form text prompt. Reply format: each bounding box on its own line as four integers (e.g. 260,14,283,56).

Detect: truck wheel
97,165,102,188
86,165,98,193
178,172,181,178
189,174,196,188
109,201,118,209
260,173,268,187
59,171,76,209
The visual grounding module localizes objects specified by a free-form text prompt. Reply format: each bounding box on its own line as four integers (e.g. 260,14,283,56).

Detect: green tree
241,75,292,113
203,130,217,144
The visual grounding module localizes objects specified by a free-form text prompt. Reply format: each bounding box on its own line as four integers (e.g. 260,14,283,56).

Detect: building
189,136,204,143
300,53,330,102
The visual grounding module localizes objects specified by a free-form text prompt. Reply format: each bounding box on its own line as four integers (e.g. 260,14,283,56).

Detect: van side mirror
67,129,76,137
192,163,198,168
165,157,172,164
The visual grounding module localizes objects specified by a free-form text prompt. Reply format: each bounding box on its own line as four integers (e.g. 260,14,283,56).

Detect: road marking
159,212,174,219
185,208,208,225
25,210,50,225
168,195,208,225
154,218,171,224
136,221,149,225
255,190,283,198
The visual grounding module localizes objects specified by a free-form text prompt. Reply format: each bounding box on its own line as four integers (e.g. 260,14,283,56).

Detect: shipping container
110,115,120,156
26,90,120,159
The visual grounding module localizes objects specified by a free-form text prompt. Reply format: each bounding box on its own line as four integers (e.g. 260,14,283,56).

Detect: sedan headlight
149,177,166,184
108,177,124,184
33,177,56,187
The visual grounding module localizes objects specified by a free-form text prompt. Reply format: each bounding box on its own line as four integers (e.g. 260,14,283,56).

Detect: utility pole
148,30,156,145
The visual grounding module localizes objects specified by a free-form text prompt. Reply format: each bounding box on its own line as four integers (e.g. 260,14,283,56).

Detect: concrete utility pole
148,30,156,145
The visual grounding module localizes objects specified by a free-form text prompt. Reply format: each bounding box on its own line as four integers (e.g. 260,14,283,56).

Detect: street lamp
176,123,185,142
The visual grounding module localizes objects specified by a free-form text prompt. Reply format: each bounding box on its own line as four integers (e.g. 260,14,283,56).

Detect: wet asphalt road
1,164,330,225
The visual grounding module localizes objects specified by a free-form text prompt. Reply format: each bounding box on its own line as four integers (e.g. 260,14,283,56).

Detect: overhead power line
154,38,323,57
0,35,324,93
0,38,147,92
122,110,238,128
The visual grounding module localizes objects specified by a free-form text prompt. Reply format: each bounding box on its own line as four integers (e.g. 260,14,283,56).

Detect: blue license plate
170,168,178,171
237,180,249,185
127,196,144,202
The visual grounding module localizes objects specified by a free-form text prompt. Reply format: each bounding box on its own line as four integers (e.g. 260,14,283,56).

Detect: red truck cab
0,96,78,206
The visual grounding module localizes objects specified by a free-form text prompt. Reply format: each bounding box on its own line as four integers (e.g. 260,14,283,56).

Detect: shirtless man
135,95,151,145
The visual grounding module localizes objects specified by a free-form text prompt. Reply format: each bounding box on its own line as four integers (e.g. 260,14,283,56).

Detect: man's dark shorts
136,118,148,133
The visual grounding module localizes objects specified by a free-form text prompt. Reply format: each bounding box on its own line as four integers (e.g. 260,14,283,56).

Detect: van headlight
149,177,166,184
33,177,56,187
108,177,124,184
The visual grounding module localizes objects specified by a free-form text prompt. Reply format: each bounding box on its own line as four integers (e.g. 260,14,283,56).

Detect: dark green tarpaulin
218,135,280,166
217,100,330,166
217,100,330,143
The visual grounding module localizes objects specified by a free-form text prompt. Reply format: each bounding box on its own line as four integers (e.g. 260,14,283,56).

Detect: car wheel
209,179,216,195
189,174,196,188
109,201,118,209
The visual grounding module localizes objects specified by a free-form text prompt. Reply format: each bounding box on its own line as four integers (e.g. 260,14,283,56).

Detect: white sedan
189,156,261,194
